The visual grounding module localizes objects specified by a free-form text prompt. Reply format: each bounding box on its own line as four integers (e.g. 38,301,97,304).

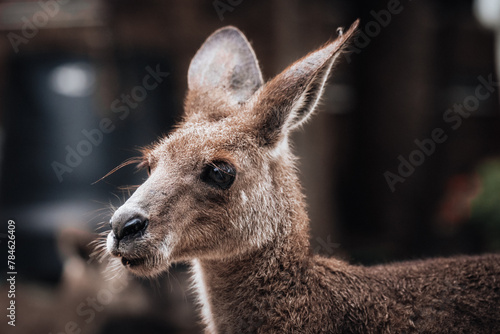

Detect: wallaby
103,20,500,333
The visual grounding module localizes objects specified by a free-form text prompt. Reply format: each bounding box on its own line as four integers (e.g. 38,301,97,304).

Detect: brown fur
104,20,500,333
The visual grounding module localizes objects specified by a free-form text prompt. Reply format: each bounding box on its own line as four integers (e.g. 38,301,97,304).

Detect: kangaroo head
106,21,359,277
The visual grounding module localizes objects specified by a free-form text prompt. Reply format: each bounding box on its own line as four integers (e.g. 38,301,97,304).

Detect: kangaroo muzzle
110,204,149,239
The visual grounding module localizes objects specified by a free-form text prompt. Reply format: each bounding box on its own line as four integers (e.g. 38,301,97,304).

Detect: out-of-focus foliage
471,159,500,250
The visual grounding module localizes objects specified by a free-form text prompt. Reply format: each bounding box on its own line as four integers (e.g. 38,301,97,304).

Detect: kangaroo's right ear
188,26,263,104
250,20,359,146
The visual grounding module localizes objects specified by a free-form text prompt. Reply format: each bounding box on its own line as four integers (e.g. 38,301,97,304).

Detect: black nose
112,216,149,241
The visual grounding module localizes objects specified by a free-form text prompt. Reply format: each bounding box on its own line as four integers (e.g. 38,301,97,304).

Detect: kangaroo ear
251,20,359,146
188,26,263,104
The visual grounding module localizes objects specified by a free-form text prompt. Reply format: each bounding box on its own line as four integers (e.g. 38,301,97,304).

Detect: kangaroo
103,20,500,333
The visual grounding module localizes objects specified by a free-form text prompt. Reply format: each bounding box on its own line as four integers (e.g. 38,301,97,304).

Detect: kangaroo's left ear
251,19,359,146
188,26,263,104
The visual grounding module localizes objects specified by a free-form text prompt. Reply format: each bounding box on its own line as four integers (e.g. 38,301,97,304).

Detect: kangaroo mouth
119,254,167,278
121,256,146,267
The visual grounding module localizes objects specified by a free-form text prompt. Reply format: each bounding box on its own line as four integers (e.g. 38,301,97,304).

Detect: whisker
92,156,145,185
117,184,141,194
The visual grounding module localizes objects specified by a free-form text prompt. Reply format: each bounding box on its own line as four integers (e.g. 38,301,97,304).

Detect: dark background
0,0,499,333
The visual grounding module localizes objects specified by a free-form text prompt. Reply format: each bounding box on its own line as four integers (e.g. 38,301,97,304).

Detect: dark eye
201,161,236,190
147,165,151,176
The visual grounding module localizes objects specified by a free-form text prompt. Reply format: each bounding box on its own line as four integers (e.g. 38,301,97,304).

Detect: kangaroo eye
201,162,236,190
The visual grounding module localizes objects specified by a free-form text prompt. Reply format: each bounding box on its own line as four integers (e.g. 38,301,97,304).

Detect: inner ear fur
188,26,263,105
251,19,359,146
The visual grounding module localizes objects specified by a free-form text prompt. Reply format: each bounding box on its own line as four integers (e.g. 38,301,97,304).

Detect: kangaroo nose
122,218,149,239
111,215,149,241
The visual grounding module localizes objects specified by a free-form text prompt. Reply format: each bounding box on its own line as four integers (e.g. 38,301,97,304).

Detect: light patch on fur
191,259,217,334
156,238,172,269
240,190,248,204
106,232,115,253
160,242,170,258
269,137,289,159
160,234,174,257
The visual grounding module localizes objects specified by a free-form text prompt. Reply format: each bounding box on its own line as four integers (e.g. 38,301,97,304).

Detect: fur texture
105,20,500,333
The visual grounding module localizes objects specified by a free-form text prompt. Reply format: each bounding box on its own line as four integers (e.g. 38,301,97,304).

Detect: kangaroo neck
192,230,312,333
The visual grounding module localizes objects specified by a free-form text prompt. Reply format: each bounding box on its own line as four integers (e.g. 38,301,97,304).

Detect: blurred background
0,0,499,333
